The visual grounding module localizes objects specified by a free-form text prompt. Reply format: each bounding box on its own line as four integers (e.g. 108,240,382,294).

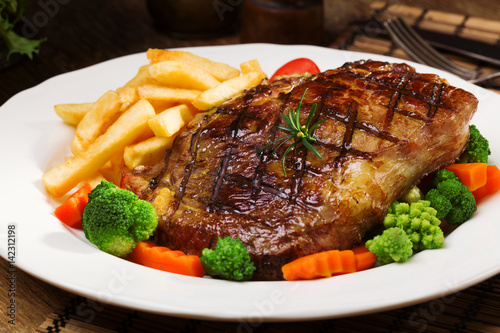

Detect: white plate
1,44,499,322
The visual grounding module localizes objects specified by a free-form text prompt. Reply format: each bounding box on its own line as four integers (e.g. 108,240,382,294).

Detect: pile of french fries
43,49,267,198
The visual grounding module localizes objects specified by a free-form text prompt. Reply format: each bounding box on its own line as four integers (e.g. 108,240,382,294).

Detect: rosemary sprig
258,88,327,176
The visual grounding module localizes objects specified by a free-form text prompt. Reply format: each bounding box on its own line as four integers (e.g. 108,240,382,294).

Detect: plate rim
1,43,500,322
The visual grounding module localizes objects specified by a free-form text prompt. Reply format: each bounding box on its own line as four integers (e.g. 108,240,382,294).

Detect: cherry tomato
270,58,320,81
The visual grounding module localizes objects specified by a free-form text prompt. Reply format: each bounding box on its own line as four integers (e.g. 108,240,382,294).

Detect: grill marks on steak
122,60,478,280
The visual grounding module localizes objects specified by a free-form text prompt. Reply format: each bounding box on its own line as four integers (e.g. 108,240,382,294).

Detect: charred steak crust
122,60,478,280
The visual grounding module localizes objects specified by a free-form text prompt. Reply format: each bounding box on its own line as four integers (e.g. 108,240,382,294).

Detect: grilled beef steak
122,60,478,280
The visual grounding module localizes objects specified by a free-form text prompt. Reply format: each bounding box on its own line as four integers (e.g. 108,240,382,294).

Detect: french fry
109,149,126,172
46,50,268,199
148,60,221,91
77,172,107,189
146,48,240,81
116,64,154,109
43,99,156,197
240,59,265,76
116,86,139,108
99,165,127,186
148,104,195,138
99,151,129,186
134,125,156,143
123,136,176,169
71,90,122,154
147,100,180,113
192,71,266,111
138,84,201,104
102,148,133,186
54,102,93,126
121,64,151,88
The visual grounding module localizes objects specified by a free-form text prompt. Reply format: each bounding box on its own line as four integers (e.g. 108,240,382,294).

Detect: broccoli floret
425,177,477,225
458,124,491,164
432,169,460,187
365,227,413,264
200,237,256,281
82,181,158,257
425,189,452,219
399,185,424,204
383,200,445,252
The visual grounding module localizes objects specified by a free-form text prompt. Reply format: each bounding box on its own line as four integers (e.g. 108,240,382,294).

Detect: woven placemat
335,0,500,95
338,1,500,52
37,3,500,332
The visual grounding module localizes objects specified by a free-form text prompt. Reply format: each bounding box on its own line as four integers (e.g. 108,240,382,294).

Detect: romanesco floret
82,181,158,257
200,236,256,281
365,227,413,264
383,200,445,252
399,185,424,204
425,171,477,225
458,124,491,164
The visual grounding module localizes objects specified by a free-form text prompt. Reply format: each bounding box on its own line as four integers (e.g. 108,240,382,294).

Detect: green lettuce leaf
0,0,45,60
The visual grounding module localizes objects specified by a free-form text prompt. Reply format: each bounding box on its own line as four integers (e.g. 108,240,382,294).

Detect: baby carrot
282,245,376,281
444,163,488,191
472,165,500,202
54,183,92,229
351,245,377,271
127,242,205,277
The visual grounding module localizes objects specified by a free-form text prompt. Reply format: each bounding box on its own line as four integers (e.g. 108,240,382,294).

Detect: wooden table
2,1,500,331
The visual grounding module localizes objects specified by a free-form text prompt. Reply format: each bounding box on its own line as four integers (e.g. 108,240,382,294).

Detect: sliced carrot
54,183,92,229
313,251,333,278
351,244,369,255
281,251,332,281
352,245,377,271
472,165,500,202
127,242,205,277
283,247,370,281
334,250,357,275
444,163,488,191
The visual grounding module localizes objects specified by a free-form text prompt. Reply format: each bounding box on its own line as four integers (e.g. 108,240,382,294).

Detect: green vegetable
383,200,445,252
200,236,256,281
424,189,452,220
432,168,460,187
384,200,444,252
82,181,158,257
365,227,413,264
399,185,424,204
365,200,445,264
458,124,491,163
0,0,45,60
258,88,327,176
425,170,477,225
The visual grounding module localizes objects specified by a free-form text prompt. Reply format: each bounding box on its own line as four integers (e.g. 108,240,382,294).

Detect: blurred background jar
146,0,243,39
240,0,324,45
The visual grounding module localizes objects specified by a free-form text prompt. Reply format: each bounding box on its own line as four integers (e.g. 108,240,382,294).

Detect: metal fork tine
386,18,459,74
386,21,454,72
384,18,476,80
391,19,453,71
384,20,427,64
395,18,476,78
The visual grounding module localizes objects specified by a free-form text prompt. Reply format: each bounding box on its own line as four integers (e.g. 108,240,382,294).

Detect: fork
383,17,500,87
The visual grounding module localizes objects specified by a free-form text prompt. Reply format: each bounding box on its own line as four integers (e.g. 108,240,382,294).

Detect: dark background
0,1,240,105
2,0,500,106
